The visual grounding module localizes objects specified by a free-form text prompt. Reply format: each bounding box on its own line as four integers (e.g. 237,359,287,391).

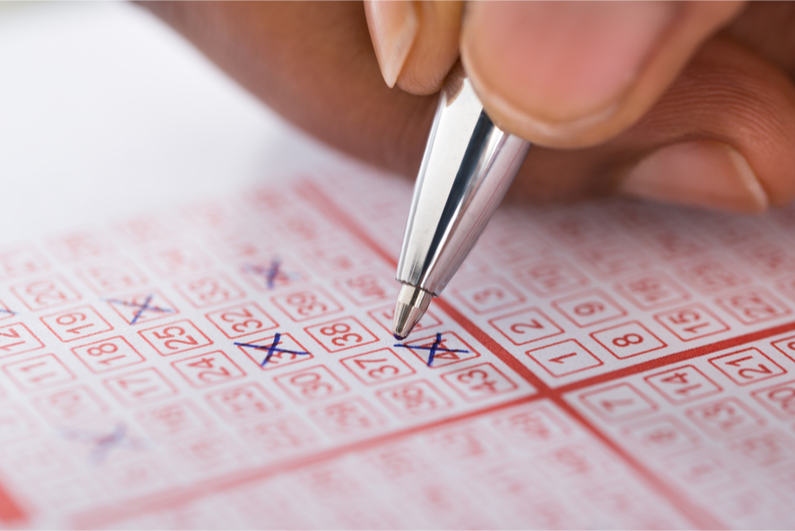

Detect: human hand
143,1,795,213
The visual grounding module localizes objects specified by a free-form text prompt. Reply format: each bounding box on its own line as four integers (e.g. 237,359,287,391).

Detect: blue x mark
105,294,173,324
236,333,310,366
394,332,468,367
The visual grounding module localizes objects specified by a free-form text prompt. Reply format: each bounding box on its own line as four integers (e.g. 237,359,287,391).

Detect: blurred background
0,1,366,242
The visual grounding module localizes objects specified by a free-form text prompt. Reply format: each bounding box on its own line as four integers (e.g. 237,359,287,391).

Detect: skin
139,2,795,213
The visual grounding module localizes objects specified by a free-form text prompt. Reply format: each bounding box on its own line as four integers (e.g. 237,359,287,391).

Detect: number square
644,365,722,404
205,302,278,339
340,348,415,386
271,286,343,322
772,335,795,363
304,317,379,353
334,271,394,306
654,303,729,341
368,303,442,336
40,305,113,342
678,258,749,294
623,416,700,456
615,272,691,310
139,319,212,357
3,354,76,392
0,323,44,358
579,383,658,422
576,239,649,278
236,333,313,371
205,383,280,424
106,290,178,326
441,362,518,402
134,400,213,439
104,368,178,405
71,336,145,373
240,255,308,292
171,351,246,389
142,243,213,278
449,275,526,315
31,386,108,423
397,332,480,368
274,365,350,403
375,380,453,418
0,244,50,278
46,230,116,263
709,348,786,386
591,321,666,359
307,397,387,437
489,307,564,346
716,288,791,325
173,272,245,309
526,339,603,377
751,379,795,419
512,258,589,297
685,398,765,439
76,263,148,295
11,275,81,311
552,289,626,328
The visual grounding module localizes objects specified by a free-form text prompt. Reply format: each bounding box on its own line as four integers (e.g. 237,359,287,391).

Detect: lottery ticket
0,170,793,529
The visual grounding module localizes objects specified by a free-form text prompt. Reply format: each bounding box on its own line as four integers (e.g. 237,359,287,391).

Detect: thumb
461,1,745,148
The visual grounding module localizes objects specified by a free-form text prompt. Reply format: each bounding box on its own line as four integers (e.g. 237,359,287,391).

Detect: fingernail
364,0,419,88
463,1,679,133
620,141,768,213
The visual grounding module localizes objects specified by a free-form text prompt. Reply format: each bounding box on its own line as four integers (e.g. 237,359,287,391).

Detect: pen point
392,284,433,340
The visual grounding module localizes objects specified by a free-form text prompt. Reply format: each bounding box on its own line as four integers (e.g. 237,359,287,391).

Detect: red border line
298,180,730,529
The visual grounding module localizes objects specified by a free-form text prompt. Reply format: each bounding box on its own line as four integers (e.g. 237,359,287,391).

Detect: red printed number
305,317,378,353
271,287,342,322
709,348,785,386
205,302,277,339
41,306,113,342
274,365,349,403
104,368,177,404
72,336,144,373
340,348,415,386
376,380,453,418
654,304,729,341
0,323,44,357
172,351,245,388
442,363,517,401
11,276,80,311
645,365,721,404
4,354,75,392
489,308,563,346
174,273,245,308
139,320,212,356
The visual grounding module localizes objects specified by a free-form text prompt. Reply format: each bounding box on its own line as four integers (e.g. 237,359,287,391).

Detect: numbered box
441,363,517,401
526,339,603,377
376,380,453,418
579,383,658,423
734,432,793,467
368,303,442,336
274,365,349,403
576,239,648,278
138,319,212,357
106,290,178,326
615,273,690,310
305,316,379,353
134,401,212,439
205,383,280,424
709,348,786,386
552,289,626,328
240,256,307,292
271,286,343,322
644,365,722,404
489,308,564,346
3,354,76,392
773,335,795,363
334,271,393,306
450,276,526,314
740,242,795,278
654,303,729,341
239,415,319,454
591,321,666,359
308,397,386,437
174,272,245,309
0,244,50,278
679,258,749,294
716,288,791,325
512,258,589,297
104,368,178,405
751,380,795,419
645,229,705,262
340,348,415,386
76,263,147,294
40,305,113,342
623,416,700,456
685,398,764,439
172,351,246,388
545,213,610,245
143,243,213,278
491,405,570,446
32,386,107,423
236,333,313,371
205,302,278,339
11,275,81,311
46,230,115,262
397,332,479,368
0,323,44,357
72,336,145,373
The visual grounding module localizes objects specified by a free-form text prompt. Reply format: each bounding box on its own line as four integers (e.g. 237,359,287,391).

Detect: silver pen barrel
392,69,531,339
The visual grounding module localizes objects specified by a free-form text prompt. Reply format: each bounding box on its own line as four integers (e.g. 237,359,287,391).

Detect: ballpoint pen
392,64,532,340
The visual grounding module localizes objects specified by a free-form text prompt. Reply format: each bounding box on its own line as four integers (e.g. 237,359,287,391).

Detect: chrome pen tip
392,284,434,340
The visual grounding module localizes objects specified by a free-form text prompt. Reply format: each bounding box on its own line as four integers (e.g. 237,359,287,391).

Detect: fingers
364,1,462,95
507,36,795,212
461,1,745,148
